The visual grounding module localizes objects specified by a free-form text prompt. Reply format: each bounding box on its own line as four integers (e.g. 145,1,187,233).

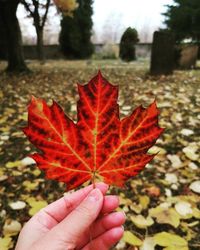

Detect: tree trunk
0,0,28,72
36,27,45,62
0,8,7,60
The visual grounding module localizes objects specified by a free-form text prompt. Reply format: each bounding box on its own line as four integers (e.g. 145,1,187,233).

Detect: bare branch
21,0,34,17
21,0,50,29
32,0,39,6
41,0,50,28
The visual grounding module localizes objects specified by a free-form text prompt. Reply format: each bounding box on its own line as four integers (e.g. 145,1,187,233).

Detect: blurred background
0,0,200,249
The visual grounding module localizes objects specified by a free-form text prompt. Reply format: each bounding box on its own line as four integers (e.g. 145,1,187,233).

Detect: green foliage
164,0,200,42
119,27,139,62
59,0,94,59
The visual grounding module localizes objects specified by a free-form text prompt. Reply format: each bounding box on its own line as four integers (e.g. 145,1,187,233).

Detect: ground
0,59,199,250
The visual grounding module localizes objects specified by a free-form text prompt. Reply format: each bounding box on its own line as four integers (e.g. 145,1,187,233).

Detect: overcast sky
17,0,174,44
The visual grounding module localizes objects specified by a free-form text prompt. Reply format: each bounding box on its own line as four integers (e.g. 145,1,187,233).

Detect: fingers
44,182,108,221
35,193,118,231
16,183,108,250
82,226,124,250
34,182,108,229
100,195,119,215
46,188,104,247
77,211,125,249
91,212,125,240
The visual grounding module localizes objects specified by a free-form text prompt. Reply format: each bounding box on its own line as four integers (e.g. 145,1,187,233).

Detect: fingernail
96,182,109,190
109,195,119,204
112,226,124,239
114,211,126,221
99,182,109,189
121,211,126,219
87,188,102,202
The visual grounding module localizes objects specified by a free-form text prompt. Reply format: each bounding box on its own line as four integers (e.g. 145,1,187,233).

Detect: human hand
15,183,125,250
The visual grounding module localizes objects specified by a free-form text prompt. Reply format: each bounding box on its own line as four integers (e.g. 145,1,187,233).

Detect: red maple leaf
23,72,163,190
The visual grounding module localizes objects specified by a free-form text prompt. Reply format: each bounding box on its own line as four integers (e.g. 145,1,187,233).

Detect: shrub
119,27,139,62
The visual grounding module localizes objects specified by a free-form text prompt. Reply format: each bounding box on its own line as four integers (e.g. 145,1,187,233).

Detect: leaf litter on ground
0,60,200,250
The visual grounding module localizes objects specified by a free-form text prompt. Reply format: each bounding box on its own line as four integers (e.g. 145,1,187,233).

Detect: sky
92,0,174,43
17,0,174,44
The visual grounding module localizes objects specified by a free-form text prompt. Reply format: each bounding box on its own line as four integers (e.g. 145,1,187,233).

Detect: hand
15,183,125,250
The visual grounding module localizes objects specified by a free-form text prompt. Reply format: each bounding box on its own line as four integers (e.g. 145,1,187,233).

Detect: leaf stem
92,171,96,189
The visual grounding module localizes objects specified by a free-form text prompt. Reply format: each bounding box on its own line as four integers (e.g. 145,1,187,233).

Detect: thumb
47,188,103,247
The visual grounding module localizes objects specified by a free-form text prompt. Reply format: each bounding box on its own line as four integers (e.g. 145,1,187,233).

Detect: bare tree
21,0,51,61
138,19,158,43
0,0,75,72
139,25,152,43
98,12,124,44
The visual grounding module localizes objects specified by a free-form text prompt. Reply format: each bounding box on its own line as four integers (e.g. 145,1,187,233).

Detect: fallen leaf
145,186,161,197
192,207,200,219
154,232,188,250
32,169,41,176
22,180,40,191
131,215,154,228
21,157,36,166
165,173,178,184
3,220,22,236
0,175,8,182
122,231,142,246
5,161,21,169
148,146,166,155
0,135,9,141
149,206,180,228
180,129,194,136
26,198,48,216
165,188,172,197
175,201,193,217
139,195,150,210
189,180,200,194
0,90,3,99
158,101,171,108
171,113,182,123
167,155,182,168
0,236,13,250
119,193,132,206
188,162,198,170
140,237,155,250
9,201,26,210
183,143,199,161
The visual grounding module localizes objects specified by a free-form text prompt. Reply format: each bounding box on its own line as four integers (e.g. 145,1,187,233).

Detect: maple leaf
23,72,164,190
